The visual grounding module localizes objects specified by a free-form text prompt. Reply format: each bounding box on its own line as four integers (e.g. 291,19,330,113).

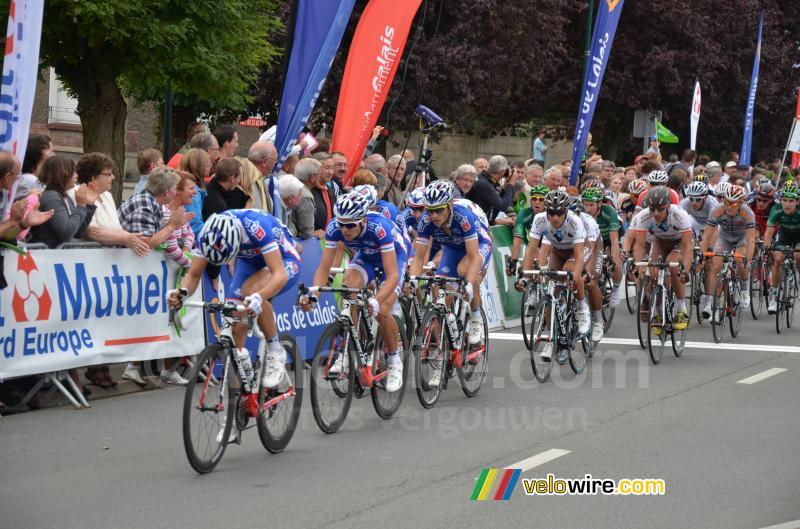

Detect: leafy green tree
1,0,282,201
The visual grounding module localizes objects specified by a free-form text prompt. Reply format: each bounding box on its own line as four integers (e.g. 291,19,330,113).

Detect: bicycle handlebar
635,261,682,269
702,251,744,259
523,269,573,279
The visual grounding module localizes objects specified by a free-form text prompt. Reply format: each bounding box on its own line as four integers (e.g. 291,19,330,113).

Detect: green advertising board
490,225,523,322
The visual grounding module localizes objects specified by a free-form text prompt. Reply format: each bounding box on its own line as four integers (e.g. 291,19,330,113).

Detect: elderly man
466,154,515,225
600,160,615,186
544,166,563,190
280,173,314,240
384,154,407,207
310,153,337,237
473,157,489,173
291,158,320,239
169,132,221,175
452,164,477,198
330,151,349,195
521,163,544,195
247,141,282,220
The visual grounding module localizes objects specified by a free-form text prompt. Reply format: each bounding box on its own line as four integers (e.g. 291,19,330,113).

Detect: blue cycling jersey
416,203,491,250
196,209,301,264
397,207,418,233
324,211,408,260
375,200,400,223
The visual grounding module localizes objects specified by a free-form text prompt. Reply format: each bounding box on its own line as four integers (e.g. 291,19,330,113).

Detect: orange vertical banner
330,0,423,186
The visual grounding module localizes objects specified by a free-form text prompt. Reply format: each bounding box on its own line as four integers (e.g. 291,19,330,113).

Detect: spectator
167,122,208,168
289,158,319,239
521,163,544,195
187,132,221,176
532,129,547,165
452,164,477,198
365,153,388,179
647,134,660,155
72,152,150,256
330,151,349,195
543,166,563,190
0,151,53,241
203,157,247,220
213,124,239,157
473,157,489,173
237,156,270,210
352,168,377,187
179,148,210,236
280,174,312,239
610,173,627,206
466,155,515,225
600,160,615,187
133,148,164,196
30,156,97,249
247,141,281,218
162,174,196,271
310,153,336,237
282,147,301,176
384,154,407,206
19,134,54,192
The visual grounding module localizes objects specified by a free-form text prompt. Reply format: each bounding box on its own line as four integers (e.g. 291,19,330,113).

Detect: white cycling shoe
261,348,286,389
591,320,604,342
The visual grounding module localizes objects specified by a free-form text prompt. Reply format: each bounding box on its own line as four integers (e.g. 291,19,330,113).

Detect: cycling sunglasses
689,197,705,203
546,209,566,217
650,204,668,212
337,220,361,229
426,205,449,213
530,195,546,202
724,199,740,207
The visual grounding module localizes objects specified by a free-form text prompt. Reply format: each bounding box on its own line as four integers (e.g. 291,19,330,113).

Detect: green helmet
530,184,550,197
782,183,800,199
581,187,604,202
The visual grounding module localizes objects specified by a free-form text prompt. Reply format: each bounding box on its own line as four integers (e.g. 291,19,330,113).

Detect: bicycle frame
524,269,573,348
420,275,482,368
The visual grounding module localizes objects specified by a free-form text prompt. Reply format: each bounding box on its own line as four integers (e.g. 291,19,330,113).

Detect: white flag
690,80,701,151
788,119,800,154
1,0,45,218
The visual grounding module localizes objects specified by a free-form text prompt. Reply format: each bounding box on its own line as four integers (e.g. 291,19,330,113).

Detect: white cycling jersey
629,204,692,241
679,196,719,237
530,210,586,251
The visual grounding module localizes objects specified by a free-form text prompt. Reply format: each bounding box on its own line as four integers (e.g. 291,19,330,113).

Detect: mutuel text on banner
0,248,203,379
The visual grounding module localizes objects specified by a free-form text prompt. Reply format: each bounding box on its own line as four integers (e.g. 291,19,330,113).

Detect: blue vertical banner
739,8,764,169
568,0,626,186
273,0,356,174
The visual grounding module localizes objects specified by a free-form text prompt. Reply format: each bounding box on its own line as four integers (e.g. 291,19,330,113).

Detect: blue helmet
423,180,455,207
351,184,377,208
405,188,425,208
334,191,371,220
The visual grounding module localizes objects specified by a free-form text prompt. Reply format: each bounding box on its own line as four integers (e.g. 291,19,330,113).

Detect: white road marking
504,448,570,473
736,368,788,385
756,519,800,529
489,333,800,354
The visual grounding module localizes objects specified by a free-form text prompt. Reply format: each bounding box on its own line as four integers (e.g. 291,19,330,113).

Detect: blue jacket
186,185,207,236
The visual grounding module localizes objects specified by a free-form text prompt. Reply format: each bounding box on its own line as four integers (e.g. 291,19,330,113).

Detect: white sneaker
540,342,553,361
767,291,777,314
161,370,188,385
327,351,348,374
609,285,621,307
216,426,239,445
262,348,287,389
386,359,403,392
701,295,712,320
740,285,750,308
591,320,604,342
576,307,590,335
122,367,146,386
468,314,483,345
427,358,442,388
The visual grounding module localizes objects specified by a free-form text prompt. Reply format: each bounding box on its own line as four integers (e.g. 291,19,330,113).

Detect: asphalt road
2,305,799,529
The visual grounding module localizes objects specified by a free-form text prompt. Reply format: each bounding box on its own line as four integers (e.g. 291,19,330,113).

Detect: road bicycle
411,274,489,408
524,268,594,382
771,247,799,334
173,295,302,474
301,281,409,434
624,257,638,314
399,264,435,346
704,251,744,343
519,269,545,350
600,254,616,332
748,240,770,319
636,261,686,364
687,246,705,324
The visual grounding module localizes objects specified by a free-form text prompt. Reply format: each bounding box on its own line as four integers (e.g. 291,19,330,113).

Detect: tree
11,0,282,202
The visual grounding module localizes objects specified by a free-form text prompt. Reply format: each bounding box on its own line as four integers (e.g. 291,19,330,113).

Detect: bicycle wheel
520,282,538,350
729,276,743,338
182,343,234,474
399,297,414,345
415,309,446,408
776,267,787,334
671,295,687,358
695,268,707,325
570,333,591,374
647,286,666,365
625,267,637,314
257,335,304,454
458,306,489,397
711,274,727,343
371,316,410,419
786,268,797,328
601,272,615,332
530,298,556,383
749,257,764,319
310,322,355,434
636,280,649,349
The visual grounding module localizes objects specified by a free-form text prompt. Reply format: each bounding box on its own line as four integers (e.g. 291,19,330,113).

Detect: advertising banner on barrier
490,226,522,325
201,238,338,361
0,248,204,380
481,256,505,331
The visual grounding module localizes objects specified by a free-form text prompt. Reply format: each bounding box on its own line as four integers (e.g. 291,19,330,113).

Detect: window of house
47,68,81,125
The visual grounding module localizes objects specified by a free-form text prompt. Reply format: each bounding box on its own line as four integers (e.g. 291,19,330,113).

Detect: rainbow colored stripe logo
470,469,522,500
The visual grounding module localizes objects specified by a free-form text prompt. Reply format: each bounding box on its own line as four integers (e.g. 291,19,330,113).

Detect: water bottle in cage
446,312,460,348
235,348,254,389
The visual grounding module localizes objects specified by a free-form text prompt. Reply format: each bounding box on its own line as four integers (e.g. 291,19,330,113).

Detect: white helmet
724,184,746,203
334,191,371,220
351,184,377,208
686,180,708,197
197,213,242,265
405,188,425,208
648,170,668,184
423,180,455,208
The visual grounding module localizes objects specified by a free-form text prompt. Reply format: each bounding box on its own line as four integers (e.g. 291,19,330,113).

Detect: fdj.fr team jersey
200,209,301,264
416,203,491,251
706,204,756,241
529,210,586,251
767,204,800,240
375,199,400,223
629,204,692,241
325,211,408,260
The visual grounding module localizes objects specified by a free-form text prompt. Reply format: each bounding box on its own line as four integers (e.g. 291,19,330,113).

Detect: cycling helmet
686,180,709,198
568,195,584,213
530,184,550,197
197,213,242,265
580,178,602,191
647,186,671,208
334,191,371,220
724,184,746,203
543,189,570,212
757,181,776,198
352,184,377,208
405,188,425,208
714,181,730,198
628,179,648,195
581,187,604,202
648,170,668,185
423,180,455,208
781,183,800,199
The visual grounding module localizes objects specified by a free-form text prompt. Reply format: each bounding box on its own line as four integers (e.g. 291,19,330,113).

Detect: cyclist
635,170,681,211
680,180,718,240
582,187,623,307
167,211,301,389
570,195,605,342
517,190,591,357
764,183,800,314
506,184,549,276
300,191,407,391
699,184,756,318
748,181,776,236
627,187,694,333
621,179,648,228
408,180,493,349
